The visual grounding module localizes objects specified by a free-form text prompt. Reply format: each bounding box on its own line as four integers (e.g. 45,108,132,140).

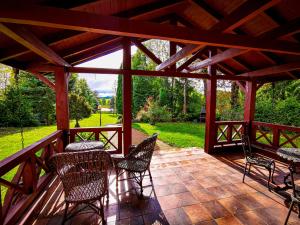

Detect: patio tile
235,210,268,225
218,196,251,215
182,204,212,223
215,216,243,225
234,194,264,210
205,186,232,199
191,189,216,202
202,200,231,219
163,208,192,225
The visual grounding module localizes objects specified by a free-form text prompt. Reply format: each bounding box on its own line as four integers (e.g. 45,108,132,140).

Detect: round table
276,148,300,191
65,141,104,152
277,148,300,162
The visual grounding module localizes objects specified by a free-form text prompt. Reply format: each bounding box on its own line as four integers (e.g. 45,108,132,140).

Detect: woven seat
49,150,112,225
112,133,158,197
241,133,275,191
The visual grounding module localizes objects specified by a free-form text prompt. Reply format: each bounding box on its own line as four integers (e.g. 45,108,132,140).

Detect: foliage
116,74,123,114
255,81,300,126
136,97,171,125
69,93,92,127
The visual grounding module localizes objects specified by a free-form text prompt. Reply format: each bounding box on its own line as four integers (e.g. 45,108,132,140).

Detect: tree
116,74,123,114
69,93,92,127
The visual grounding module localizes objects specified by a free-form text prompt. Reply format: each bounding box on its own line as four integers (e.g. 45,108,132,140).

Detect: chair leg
271,162,276,183
148,168,153,182
62,202,69,225
243,163,248,183
140,172,143,197
248,164,252,174
99,198,106,225
115,169,119,191
284,201,295,225
267,168,272,191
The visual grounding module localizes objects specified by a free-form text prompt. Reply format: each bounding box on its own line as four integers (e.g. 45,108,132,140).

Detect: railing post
204,49,217,153
273,127,280,148
118,127,122,154
227,125,232,143
55,67,69,151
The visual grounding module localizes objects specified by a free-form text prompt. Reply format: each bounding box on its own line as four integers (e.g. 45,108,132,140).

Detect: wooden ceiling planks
0,0,298,83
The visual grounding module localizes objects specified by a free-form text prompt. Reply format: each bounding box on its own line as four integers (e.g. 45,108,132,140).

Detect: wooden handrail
0,130,63,177
0,130,63,225
69,126,123,154
252,121,300,133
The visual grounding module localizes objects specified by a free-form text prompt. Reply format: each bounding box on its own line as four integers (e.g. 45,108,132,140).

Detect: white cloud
76,46,137,96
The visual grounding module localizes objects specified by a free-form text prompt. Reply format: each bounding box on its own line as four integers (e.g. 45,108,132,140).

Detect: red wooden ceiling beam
0,23,70,66
67,66,250,81
188,48,250,72
1,4,300,55
156,44,202,70
158,0,282,71
177,48,206,72
211,0,281,33
131,39,162,64
28,70,55,91
238,61,300,78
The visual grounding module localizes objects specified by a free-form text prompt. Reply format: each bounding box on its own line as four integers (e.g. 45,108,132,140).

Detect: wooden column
204,49,217,154
122,38,132,155
55,67,69,151
244,80,257,139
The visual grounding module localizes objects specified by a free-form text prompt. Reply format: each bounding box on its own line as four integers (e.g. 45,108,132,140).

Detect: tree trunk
75,119,80,127
183,78,188,114
230,82,239,110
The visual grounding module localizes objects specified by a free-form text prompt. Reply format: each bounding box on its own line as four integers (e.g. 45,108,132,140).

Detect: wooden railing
251,121,300,152
0,130,63,225
215,121,246,145
69,126,122,153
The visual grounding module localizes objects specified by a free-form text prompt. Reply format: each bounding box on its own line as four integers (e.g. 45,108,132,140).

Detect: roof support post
204,49,217,154
122,38,132,155
244,80,257,141
55,67,69,151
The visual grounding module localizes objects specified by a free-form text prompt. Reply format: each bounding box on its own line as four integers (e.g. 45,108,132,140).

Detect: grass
133,122,206,148
0,113,118,166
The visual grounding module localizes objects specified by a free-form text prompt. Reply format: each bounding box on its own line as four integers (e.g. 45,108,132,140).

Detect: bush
136,97,171,125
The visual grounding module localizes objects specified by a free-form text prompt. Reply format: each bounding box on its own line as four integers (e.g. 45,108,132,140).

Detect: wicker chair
112,133,158,197
49,150,112,225
284,165,300,224
241,133,275,190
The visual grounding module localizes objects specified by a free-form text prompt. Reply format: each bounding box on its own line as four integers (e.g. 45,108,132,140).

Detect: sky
77,46,137,97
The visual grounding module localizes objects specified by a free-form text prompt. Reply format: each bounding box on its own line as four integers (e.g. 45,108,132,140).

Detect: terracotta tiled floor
31,147,300,225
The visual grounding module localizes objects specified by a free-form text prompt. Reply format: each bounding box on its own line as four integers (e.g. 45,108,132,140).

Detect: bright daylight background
77,46,137,97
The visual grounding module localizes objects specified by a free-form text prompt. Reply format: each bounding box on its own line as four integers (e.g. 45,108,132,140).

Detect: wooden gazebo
0,0,300,224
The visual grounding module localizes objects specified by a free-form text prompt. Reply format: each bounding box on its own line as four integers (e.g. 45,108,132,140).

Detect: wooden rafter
177,48,206,72
28,70,55,91
156,44,201,70
167,0,281,72
238,61,300,78
67,66,251,81
0,23,70,66
1,4,300,55
188,48,250,71
235,81,246,92
131,39,162,64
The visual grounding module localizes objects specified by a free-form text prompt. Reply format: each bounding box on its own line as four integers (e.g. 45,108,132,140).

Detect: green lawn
133,122,206,148
0,113,118,161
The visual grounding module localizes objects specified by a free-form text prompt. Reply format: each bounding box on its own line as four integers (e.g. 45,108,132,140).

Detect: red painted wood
131,39,162,65
28,70,55,91
244,81,256,123
54,68,69,150
1,4,300,55
204,49,217,153
122,38,132,155
67,66,251,81
0,23,70,66
238,61,300,78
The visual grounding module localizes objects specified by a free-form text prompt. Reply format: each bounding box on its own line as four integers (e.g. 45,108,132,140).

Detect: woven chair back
49,150,112,201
